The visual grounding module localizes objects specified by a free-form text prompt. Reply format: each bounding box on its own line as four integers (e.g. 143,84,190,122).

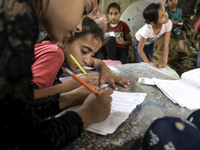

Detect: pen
64,67,98,94
70,54,87,75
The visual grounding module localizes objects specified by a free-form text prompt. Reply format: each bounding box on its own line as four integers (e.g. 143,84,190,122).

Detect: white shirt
135,19,172,45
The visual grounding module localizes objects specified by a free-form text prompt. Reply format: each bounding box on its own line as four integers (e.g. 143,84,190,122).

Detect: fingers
109,80,118,90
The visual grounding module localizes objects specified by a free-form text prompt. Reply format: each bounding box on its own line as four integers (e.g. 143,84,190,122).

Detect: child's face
64,34,102,71
167,0,178,8
108,7,120,24
41,0,97,42
156,6,169,25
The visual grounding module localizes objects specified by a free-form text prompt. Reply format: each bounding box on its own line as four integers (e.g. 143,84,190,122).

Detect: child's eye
81,49,88,55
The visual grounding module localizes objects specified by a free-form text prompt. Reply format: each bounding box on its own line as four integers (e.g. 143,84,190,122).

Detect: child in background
133,3,172,68
165,0,188,57
190,19,200,68
32,17,130,98
88,0,108,32
96,2,132,64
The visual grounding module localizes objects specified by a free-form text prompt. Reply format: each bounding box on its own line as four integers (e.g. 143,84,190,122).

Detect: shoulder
34,41,64,59
177,8,182,13
119,21,129,28
164,20,172,31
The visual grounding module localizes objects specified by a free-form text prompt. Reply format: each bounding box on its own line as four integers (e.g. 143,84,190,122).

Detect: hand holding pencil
64,67,99,94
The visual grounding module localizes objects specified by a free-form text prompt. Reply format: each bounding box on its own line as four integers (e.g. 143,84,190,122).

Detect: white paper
138,77,155,85
153,73,200,110
56,91,146,135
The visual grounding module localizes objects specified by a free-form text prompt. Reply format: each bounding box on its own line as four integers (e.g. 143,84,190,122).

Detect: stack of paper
153,68,200,109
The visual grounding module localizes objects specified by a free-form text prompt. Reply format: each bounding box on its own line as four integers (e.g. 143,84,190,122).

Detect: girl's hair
68,17,104,43
107,2,121,14
166,0,168,3
143,3,162,24
31,0,49,21
97,0,100,4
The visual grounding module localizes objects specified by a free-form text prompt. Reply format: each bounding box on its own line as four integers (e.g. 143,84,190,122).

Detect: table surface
64,63,192,150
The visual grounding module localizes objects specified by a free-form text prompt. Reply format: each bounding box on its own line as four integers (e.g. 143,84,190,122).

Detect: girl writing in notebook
0,0,114,149
132,3,172,68
32,17,130,98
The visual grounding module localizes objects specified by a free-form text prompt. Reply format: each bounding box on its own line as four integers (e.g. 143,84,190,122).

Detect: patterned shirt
0,0,83,149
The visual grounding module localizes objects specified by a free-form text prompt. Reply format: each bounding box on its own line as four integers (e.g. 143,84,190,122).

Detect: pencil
64,67,98,94
70,54,87,75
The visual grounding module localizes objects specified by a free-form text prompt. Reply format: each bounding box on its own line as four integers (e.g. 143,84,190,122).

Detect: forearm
138,48,149,63
162,45,169,63
117,40,131,46
34,80,81,99
93,59,110,74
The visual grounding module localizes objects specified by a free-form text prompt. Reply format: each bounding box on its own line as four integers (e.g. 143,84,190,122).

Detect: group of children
93,0,200,69
1,0,200,149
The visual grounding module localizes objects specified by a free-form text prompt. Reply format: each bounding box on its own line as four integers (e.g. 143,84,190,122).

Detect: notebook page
153,78,200,109
86,91,146,135
55,91,146,135
181,68,200,88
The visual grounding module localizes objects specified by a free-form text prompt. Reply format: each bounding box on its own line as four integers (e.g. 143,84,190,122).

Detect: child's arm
34,74,100,99
138,36,155,66
116,33,132,46
190,19,200,42
157,31,171,68
88,57,130,90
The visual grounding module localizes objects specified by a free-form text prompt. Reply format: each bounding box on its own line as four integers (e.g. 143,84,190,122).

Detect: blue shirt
165,6,182,22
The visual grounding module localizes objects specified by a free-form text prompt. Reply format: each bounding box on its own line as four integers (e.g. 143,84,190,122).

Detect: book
153,68,200,110
56,91,146,135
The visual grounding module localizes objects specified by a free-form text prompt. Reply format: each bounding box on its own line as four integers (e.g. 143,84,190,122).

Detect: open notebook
153,68,200,110
56,91,146,135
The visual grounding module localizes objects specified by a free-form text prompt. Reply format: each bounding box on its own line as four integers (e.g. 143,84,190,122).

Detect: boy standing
165,0,188,57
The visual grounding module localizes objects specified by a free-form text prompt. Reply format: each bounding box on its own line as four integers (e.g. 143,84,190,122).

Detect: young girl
133,3,172,68
96,2,132,64
0,0,114,149
32,17,130,98
165,0,187,57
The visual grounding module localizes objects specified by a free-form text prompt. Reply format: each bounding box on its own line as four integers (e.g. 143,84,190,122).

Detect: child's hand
156,61,167,68
59,85,101,110
76,88,113,128
79,74,99,86
99,72,130,90
190,29,199,42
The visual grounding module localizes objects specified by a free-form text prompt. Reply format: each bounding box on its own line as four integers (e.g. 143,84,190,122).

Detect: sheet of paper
138,77,155,85
181,68,200,88
153,78,200,109
86,91,146,135
56,91,146,135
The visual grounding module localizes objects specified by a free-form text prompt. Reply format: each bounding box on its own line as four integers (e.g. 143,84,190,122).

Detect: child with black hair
165,0,188,57
95,2,132,64
32,17,130,98
133,3,172,68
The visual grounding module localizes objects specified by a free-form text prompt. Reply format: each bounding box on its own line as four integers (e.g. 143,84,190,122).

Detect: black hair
166,0,168,3
107,2,121,14
97,0,100,4
143,3,162,24
68,16,104,43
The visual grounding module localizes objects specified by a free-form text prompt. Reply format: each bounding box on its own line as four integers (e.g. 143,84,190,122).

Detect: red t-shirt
32,41,65,88
107,21,130,49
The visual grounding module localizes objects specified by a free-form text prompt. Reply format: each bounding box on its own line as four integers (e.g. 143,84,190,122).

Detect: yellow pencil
64,68,98,94
70,54,87,75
